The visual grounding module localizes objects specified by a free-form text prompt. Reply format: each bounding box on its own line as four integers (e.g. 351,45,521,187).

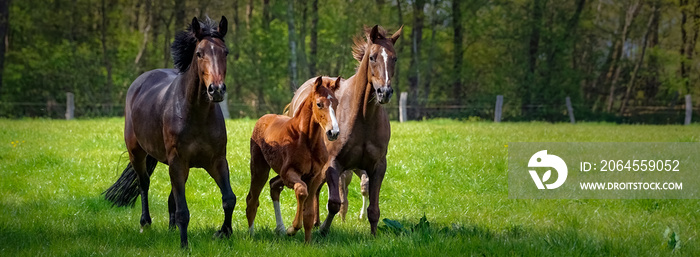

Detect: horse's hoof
213,229,231,239
140,223,151,233
286,227,298,236
274,226,286,236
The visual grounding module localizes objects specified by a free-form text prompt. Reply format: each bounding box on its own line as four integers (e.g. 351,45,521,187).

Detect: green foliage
1,0,700,121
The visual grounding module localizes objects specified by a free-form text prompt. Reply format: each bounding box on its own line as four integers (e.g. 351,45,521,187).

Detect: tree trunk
542,0,586,91
422,0,439,113
0,0,9,95
644,0,661,105
246,0,254,29
620,6,657,114
408,0,425,120
298,0,308,80
523,0,543,116
309,0,318,77
452,0,463,105
100,0,114,113
605,0,641,112
681,1,700,93
174,0,186,29
287,0,298,92
263,0,270,30
394,0,404,95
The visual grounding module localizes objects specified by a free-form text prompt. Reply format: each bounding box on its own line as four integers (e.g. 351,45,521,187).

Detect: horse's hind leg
355,169,369,219
126,137,153,231
338,170,353,222
206,157,237,238
246,141,270,236
269,175,286,235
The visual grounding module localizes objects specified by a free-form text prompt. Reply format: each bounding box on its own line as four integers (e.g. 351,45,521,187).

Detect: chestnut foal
246,77,340,243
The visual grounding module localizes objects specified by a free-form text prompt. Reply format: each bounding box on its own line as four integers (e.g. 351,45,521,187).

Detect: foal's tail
103,155,158,207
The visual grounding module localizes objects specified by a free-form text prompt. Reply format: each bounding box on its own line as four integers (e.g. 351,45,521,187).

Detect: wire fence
1,96,698,124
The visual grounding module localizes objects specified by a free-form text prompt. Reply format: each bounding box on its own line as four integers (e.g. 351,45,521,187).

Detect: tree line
0,0,698,122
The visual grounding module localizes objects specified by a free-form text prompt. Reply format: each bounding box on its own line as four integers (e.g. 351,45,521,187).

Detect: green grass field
0,118,698,256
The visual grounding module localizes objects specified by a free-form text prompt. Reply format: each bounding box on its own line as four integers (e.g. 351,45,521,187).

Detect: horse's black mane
171,17,225,72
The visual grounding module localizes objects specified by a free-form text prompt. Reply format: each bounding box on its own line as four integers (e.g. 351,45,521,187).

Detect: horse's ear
313,76,323,93
369,25,384,43
330,77,341,91
391,25,403,44
191,17,203,39
218,16,228,37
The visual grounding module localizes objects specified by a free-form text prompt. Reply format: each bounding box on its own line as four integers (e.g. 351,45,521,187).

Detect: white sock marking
273,201,286,233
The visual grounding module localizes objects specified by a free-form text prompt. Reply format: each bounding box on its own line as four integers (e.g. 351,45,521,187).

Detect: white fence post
494,95,503,122
65,92,74,120
685,94,692,125
566,96,575,124
399,92,408,123
219,93,231,119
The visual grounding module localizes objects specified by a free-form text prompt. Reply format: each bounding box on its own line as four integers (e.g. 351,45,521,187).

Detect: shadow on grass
0,197,681,256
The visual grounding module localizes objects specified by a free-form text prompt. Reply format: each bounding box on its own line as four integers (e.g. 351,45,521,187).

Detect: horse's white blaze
273,201,286,233
381,48,389,85
328,95,340,134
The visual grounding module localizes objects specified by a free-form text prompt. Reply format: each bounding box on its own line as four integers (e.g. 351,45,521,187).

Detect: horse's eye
393,57,398,62
369,55,376,62
316,102,323,108
196,51,203,58
224,50,229,56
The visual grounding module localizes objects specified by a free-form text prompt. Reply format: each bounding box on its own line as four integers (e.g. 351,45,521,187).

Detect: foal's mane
351,25,388,63
171,17,225,73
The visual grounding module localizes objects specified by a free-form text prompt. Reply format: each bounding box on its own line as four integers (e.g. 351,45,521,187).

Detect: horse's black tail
103,155,158,207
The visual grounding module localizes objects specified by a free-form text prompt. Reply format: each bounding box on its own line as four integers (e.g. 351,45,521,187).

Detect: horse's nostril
208,85,215,94
221,84,226,92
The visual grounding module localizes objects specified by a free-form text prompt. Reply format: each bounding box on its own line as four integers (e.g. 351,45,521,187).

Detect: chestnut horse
103,17,235,248
246,77,341,243
285,25,402,235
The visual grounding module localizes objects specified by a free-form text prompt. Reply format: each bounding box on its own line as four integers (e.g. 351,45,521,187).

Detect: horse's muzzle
376,86,393,104
326,129,339,141
208,83,226,102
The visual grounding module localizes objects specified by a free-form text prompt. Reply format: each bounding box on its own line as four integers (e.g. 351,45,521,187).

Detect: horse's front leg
319,161,341,235
282,170,308,236
206,157,236,239
168,158,191,248
304,174,325,243
367,158,387,235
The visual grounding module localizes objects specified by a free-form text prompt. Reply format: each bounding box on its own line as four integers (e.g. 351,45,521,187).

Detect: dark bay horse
285,25,402,235
247,77,340,243
103,16,235,248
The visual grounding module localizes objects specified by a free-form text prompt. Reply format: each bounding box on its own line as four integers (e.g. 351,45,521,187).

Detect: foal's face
312,77,341,141
195,38,228,102
366,25,402,104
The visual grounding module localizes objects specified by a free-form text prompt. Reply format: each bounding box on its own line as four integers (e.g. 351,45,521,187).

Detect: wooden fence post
566,96,575,124
494,95,503,122
685,94,692,125
399,92,408,123
65,92,74,120
219,93,231,119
